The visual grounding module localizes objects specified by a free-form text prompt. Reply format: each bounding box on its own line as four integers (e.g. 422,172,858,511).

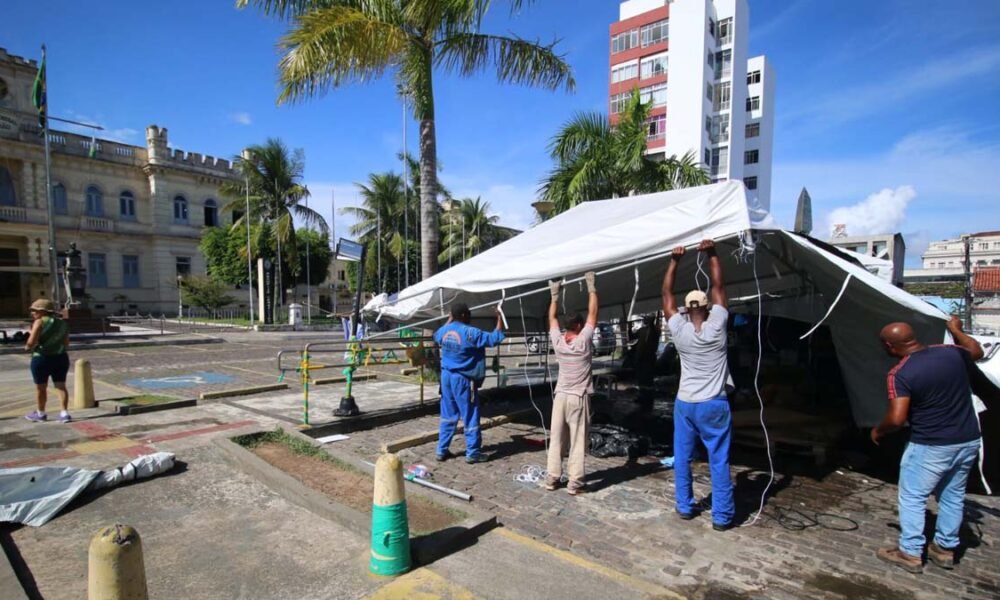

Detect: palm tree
221,138,327,305
341,172,411,293
539,89,710,215
237,0,575,281
439,197,514,266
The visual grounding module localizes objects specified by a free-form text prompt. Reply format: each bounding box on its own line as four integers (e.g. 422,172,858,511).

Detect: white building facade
921,231,1000,271
611,0,775,211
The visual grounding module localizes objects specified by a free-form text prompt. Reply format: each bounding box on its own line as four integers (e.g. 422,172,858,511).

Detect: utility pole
401,93,410,289
963,234,973,331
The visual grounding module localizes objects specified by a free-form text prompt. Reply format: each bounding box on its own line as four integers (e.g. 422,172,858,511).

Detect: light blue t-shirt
668,306,729,402
434,321,505,373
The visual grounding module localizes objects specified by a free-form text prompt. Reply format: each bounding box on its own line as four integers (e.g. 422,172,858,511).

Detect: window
88,253,108,288
714,50,732,79
710,115,729,142
85,185,104,216
646,114,666,141
610,61,638,84
707,51,714,68
204,199,219,227
746,123,760,138
979,242,989,251
122,255,140,288
0,166,16,206
232,210,244,223
52,183,67,215
640,53,668,80
708,18,715,36
338,270,346,282
705,116,712,134
639,83,667,107
713,81,731,111
744,176,758,190
717,17,733,44
704,148,711,166
610,92,630,114
977,260,987,266
993,242,1000,249
744,150,759,164
706,82,713,100
640,19,668,47
611,29,638,54
746,95,760,112
747,70,761,85
709,146,728,175
119,190,136,219
992,259,1000,265
173,195,189,223
175,256,191,277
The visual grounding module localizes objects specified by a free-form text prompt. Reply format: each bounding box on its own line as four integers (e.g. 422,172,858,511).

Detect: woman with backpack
23,299,72,423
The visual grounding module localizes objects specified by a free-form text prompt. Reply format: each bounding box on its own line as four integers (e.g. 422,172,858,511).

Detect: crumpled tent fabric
0,452,175,527
365,181,949,427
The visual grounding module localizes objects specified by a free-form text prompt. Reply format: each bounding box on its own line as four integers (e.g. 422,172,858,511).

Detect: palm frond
278,6,410,103
436,33,575,92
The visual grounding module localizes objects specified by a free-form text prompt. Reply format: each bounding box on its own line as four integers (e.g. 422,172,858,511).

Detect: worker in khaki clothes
545,271,599,495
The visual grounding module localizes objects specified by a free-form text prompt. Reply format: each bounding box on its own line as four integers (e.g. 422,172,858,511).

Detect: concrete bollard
369,453,411,577
88,524,148,600
73,359,96,409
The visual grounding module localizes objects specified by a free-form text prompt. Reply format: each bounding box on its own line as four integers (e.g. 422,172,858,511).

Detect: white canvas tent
365,181,948,427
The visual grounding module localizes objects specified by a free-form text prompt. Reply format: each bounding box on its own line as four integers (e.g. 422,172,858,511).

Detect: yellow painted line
94,379,143,397
69,436,138,454
495,528,684,600
101,348,135,357
364,568,477,600
221,365,267,376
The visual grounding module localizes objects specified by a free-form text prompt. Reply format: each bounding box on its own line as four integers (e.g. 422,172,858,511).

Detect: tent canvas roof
365,181,948,426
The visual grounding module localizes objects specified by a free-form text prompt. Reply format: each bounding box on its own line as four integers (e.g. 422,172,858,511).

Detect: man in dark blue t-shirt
871,317,985,573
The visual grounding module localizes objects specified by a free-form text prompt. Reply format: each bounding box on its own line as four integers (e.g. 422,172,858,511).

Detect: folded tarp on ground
0,452,176,526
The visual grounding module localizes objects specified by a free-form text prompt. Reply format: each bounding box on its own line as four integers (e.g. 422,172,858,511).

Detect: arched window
203,199,218,227
173,195,188,223
85,185,103,216
52,183,67,215
119,190,136,219
0,166,16,206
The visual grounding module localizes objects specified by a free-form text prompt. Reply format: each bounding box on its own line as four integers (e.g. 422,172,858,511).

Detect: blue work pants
437,370,482,458
673,396,735,525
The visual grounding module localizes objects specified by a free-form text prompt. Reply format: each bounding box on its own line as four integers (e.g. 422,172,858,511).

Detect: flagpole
38,45,58,307
305,192,312,324
245,173,254,326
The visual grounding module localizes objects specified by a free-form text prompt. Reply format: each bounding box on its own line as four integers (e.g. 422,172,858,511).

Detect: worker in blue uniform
434,303,505,464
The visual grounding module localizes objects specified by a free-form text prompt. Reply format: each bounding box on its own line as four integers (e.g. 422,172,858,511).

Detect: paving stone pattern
339,413,1000,600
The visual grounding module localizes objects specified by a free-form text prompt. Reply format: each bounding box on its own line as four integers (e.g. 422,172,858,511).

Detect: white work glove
585,271,597,294
549,280,561,300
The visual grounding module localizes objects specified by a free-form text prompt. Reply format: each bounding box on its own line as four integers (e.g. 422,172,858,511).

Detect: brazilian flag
31,52,46,132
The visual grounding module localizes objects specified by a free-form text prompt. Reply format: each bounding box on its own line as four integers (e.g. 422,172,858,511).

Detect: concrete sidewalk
0,402,679,599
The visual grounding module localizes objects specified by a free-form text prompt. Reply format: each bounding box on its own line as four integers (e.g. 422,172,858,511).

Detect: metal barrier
275,332,550,426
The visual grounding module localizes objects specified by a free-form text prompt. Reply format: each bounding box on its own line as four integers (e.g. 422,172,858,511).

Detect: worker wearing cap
434,303,505,464
23,299,72,423
662,240,734,530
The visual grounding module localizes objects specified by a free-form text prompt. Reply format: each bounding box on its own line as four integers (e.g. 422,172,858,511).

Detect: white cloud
60,110,139,143
771,127,1000,266
824,186,915,237
228,112,253,126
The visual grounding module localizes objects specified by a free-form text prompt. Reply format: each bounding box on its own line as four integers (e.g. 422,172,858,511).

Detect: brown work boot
927,542,955,570
544,476,559,491
876,547,923,574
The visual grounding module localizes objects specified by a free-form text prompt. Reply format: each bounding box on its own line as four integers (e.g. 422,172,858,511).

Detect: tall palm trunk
419,117,439,281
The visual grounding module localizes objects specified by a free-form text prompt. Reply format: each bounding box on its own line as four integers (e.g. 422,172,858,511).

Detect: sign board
336,239,364,262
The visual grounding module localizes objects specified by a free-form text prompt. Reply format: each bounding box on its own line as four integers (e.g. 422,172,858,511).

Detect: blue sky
5,0,1000,265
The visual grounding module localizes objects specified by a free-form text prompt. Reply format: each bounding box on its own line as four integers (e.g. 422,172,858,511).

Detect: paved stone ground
335,403,1000,600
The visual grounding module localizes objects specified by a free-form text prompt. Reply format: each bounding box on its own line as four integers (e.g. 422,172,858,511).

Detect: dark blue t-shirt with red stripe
888,345,981,445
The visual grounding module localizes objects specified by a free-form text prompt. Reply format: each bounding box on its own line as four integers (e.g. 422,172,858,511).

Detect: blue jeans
437,370,482,458
898,439,980,556
674,397,734,525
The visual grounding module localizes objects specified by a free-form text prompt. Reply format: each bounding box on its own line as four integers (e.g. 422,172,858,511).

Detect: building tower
609,0,775,211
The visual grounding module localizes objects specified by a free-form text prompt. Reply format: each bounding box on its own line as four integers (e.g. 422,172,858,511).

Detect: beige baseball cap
684,290,709,309
29,298,55,313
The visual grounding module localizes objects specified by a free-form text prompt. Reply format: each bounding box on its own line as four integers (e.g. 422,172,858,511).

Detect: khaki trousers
546,391,590,489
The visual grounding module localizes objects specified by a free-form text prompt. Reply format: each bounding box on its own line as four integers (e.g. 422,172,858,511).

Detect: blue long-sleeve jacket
434,321,505,373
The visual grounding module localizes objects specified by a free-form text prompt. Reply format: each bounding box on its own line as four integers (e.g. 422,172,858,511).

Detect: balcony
0,205,28,223
81,216,115,233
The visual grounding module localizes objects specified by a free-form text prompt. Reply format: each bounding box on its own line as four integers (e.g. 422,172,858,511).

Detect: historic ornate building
0,48,241,317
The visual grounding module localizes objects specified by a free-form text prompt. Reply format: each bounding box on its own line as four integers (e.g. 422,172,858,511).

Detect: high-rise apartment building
609,0,774,211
